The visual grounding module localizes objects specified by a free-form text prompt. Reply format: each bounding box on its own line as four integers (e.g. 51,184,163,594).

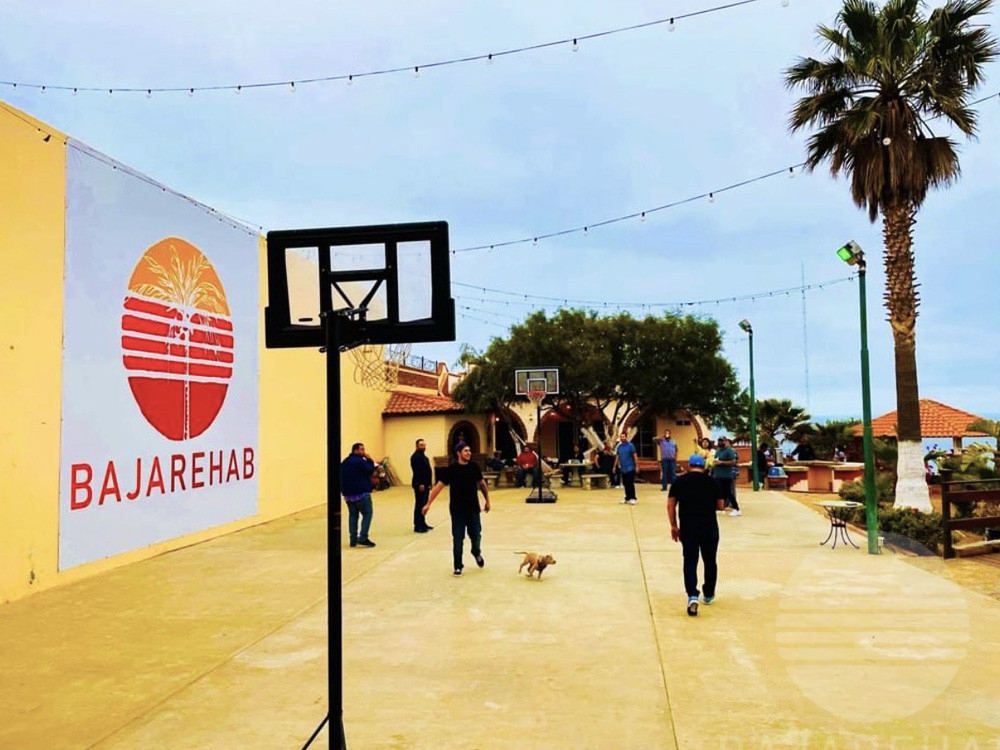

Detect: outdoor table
561,461,587,487
814,500,863,549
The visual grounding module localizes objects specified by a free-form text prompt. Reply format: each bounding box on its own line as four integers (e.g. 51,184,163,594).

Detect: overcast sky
3,0,998,422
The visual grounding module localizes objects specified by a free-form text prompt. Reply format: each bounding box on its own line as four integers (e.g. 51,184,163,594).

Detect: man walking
712,436,741,516
654,429,678,491
614,431,638,504
423,442,491,576
410,438,434,533
668,454,725,616
340,442,377,548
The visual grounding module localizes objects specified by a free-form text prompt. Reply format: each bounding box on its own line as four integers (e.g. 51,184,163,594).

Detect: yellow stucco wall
0,103,67,603
0,101,392,604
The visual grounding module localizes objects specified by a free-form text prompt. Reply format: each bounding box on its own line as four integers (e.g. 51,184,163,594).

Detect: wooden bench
581,473,610,490
482,471,501,488
941,480,1000,559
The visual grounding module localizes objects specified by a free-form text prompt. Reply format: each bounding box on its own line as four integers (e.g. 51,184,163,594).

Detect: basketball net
527,389,546,411
348,343,411,391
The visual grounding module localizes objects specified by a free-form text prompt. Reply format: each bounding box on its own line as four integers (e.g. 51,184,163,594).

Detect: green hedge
839,478,942,554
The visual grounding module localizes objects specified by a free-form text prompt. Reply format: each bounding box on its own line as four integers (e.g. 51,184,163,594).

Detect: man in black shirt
667,454,725,616
790,437,817,461
410,438,434,533
424,442,491,576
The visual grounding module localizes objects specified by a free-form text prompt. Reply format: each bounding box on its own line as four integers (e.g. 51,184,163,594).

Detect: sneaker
349,541,357,548
627,498,637,505
621,497,630,504
453,568,463,577
357,539,376,547
687,597,699,617
729,510,742,517
703,596,715,605
475,554,485,568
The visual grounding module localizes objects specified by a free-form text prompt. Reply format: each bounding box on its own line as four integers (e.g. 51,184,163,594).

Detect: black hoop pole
323,310,347,750
536,398,544,503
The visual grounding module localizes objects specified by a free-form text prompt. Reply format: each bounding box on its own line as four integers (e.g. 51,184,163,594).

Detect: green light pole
837,241,879,554
739,319,759,491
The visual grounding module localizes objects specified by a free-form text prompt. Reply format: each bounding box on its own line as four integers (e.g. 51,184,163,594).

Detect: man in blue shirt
341,442,378,547
614,431,639,504
654,429,678,491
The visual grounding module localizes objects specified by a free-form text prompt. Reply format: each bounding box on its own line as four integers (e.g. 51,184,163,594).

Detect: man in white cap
667,454,725,616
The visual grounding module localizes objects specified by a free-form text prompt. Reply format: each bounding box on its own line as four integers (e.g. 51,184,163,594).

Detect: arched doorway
448,420,480,456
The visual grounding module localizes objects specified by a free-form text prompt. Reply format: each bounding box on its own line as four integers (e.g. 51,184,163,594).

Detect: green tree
809,419,862,460
451,309,740,450
723,396,812,454
784,0,997,510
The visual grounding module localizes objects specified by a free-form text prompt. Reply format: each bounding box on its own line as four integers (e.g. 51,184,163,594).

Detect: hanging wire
0,0,767,95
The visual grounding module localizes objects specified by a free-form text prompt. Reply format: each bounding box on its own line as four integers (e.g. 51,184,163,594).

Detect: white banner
59,143,260,570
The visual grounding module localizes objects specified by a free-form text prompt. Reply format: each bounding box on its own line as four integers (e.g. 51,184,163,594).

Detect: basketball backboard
514,368,560,397
265,221,455,349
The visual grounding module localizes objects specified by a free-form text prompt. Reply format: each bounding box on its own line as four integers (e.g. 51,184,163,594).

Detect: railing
940,479,1000,559
401,354,439,373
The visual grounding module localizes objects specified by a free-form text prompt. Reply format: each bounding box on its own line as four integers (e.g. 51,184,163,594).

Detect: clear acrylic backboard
265,221,455,349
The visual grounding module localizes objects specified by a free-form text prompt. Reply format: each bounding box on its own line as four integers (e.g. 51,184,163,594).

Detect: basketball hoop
527,388,547,409
348,342,411,391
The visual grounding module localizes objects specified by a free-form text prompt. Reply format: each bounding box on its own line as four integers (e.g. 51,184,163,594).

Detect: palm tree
785,0,998,510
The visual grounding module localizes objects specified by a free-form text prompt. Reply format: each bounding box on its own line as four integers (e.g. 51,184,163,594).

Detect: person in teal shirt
712,436,741,516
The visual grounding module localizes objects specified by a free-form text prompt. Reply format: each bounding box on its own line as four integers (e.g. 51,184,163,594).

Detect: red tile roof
384,391,465,416
852,399,989,438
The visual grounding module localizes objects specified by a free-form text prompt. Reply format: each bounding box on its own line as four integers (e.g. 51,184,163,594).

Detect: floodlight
836,240,864,265
738,319,752,334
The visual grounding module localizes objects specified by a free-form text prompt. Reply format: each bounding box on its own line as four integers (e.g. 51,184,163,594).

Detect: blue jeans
660,459,676,489
346,494,373,544
451,512,482,570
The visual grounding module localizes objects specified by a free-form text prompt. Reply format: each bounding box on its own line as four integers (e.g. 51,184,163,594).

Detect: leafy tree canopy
451,309,740,429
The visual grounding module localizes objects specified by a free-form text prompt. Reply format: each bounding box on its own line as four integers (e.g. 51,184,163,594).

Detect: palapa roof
384,391,465,416
852,399,990,439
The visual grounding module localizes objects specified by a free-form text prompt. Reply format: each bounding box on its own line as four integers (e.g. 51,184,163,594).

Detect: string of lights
453,274,856,311
453,89,1000,255
0,0,773,96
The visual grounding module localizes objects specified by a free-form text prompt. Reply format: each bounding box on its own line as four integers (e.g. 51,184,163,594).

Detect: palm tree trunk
882,204,931,512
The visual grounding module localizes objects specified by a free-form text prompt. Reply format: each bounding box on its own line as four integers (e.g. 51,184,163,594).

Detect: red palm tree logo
120,238,234,440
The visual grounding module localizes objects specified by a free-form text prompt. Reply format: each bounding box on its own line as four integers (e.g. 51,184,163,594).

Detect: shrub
837,474,895,505
839,479,942,553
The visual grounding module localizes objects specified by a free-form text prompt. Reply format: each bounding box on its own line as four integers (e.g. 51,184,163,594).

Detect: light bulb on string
781,0,789,6
708,192,715,203
788,167,795,178
414,66,420,77
640,212,646,223
572,38,579,52
348,75,354,86
108,88,114,97
533,238,538,246
583,227,589,236
146,89,152,99
290,81,296,92
668,18,676,31
187,88,194,97
236,85,242,95
72,88,78,96
40,86,45,94
487,53,493,65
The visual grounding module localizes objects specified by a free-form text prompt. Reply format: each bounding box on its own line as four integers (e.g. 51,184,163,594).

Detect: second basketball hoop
514,368,560,503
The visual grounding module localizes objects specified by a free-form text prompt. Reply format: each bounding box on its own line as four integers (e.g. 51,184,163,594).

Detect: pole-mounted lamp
837,240,879,554
738,319,759,491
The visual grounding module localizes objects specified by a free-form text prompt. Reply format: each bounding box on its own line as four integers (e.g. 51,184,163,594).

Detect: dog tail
512,551,529,555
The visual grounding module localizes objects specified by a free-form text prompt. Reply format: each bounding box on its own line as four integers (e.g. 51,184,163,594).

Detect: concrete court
2,483,1000,750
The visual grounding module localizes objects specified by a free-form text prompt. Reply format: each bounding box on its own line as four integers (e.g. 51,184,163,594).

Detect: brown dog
515,551,556,579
